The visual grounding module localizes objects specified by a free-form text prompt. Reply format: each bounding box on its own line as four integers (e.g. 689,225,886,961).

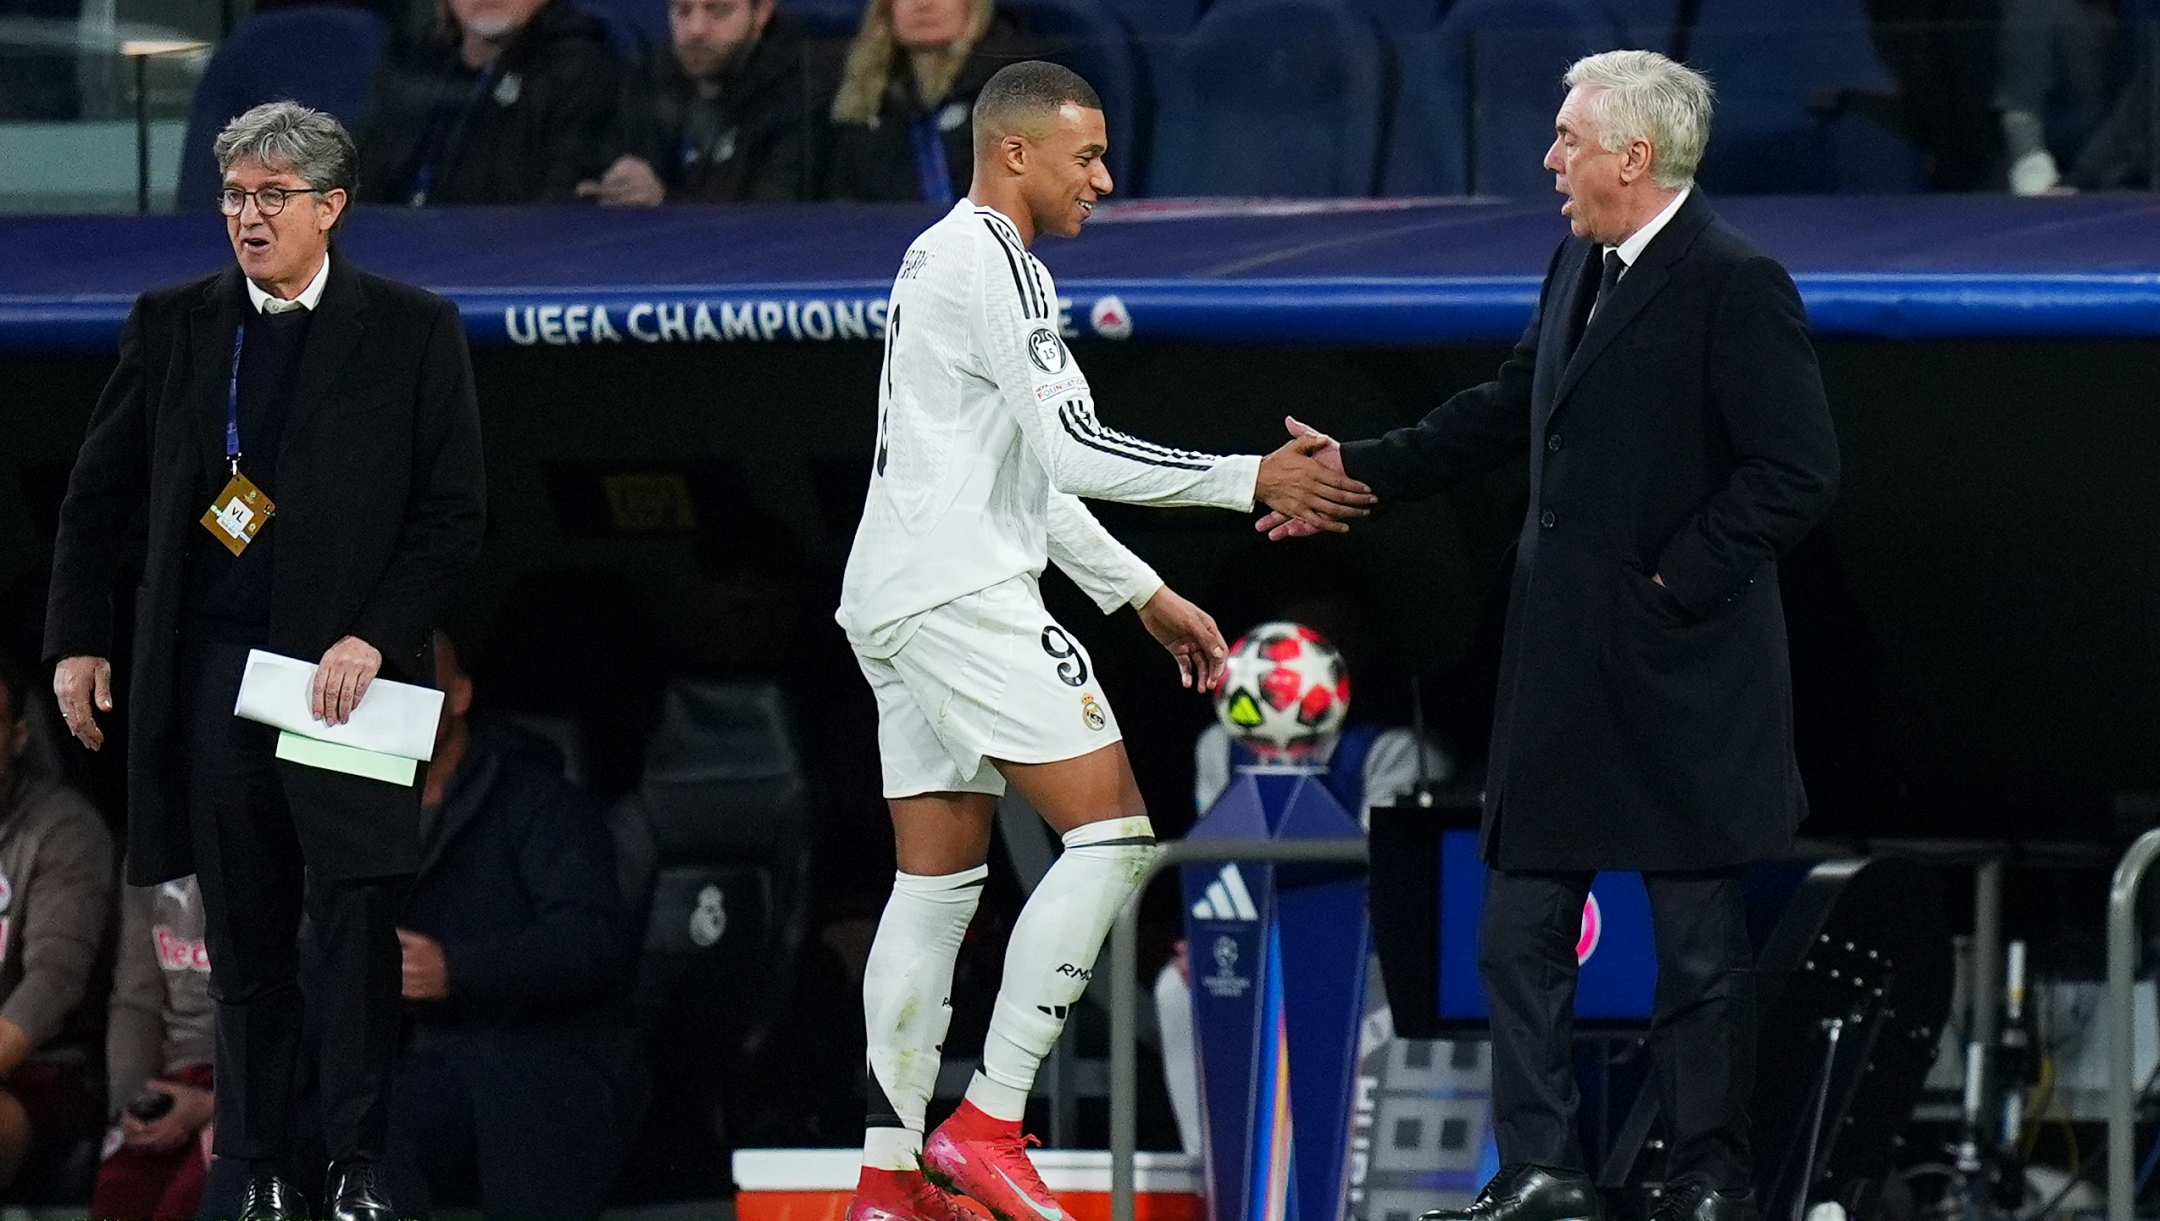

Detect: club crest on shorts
1081,693,1106,731
1028,328,1066,373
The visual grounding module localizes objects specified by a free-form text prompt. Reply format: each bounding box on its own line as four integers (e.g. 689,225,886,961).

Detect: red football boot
846,1166,975,1221
921,1101,1064,1221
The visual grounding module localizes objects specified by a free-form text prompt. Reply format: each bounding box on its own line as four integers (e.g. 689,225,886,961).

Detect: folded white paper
233,649,445,762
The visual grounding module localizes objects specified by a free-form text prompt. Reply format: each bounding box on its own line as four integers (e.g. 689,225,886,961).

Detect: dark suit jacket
44,257,486,885
1341,191,1839,872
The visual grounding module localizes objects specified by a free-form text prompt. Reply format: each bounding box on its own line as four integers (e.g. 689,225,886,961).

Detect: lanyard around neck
225,323,246,475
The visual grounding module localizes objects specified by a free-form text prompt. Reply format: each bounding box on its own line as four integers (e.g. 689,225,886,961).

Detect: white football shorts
856,577,1124,798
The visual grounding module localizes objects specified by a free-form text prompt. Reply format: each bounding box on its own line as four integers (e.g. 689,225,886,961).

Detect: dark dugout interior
3,333,2156,1146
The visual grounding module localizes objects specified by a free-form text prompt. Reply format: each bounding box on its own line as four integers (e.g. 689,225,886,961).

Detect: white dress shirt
1606,185,1691,275
245,254,330,314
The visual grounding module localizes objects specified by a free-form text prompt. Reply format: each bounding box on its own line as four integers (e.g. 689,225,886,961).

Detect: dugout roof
5,194,2160,353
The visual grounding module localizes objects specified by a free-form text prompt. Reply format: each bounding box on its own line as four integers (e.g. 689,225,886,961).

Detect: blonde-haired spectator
820,0,1039,200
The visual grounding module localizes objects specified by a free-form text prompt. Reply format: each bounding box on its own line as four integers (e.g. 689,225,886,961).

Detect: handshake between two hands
1252,415,1372,541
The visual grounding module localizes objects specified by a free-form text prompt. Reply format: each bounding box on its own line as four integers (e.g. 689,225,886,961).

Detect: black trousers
1480,868,1756,1189
179,637,406,1171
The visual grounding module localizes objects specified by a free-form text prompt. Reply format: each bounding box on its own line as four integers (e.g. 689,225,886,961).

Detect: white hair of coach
1563,49,1715,190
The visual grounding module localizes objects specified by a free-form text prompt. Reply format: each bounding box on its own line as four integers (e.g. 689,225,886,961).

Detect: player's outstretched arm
973,230,1369,532
1135,584,1229,692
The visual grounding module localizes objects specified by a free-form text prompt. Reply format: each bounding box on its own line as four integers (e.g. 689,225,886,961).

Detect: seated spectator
1995,0,2116,193
382,633,643,1218
0,655,115,1190
358,0,625,204
580,0,823,203
821,0,1037,201
92,878,213,1221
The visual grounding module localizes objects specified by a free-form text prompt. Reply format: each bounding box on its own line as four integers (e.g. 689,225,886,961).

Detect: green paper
275,731,418,786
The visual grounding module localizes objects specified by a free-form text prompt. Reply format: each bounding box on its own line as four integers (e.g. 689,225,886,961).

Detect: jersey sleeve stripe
1058,401,1217,471
981,219,1043,318
1061,397,1218,464
1023,252,1054,322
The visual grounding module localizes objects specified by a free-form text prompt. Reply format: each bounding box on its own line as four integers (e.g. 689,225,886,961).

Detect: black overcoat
1341,192,1840,872
44,259,486,885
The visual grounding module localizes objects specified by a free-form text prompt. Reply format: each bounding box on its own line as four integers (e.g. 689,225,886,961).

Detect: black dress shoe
1649,1178,1758,1221
327,1159,399,1221
1422,1165,1605,1221
238,1172,309,1221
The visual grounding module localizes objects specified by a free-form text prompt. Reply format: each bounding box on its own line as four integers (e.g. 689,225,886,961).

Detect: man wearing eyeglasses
44,100,485,1221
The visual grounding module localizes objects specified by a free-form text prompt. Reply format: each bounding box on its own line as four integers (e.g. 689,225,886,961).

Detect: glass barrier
1,9,2155,216
0,18,206,213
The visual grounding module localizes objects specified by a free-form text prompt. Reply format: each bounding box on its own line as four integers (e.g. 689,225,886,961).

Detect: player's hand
1254,422,1373,536
311,636,381,727
1136,585,1229,692
53,655,113,751
583,155,666,206
1256,416,1351,540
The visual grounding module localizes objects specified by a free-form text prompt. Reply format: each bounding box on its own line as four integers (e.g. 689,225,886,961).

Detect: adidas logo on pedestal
1190,863,1259,922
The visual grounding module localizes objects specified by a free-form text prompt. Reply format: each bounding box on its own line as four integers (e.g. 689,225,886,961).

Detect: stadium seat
1385,0,1623,196
1147,0,1388,197
1686,0,1928,192
1341,0,1444,34
1100,0,1201,37
612,679,814,1197
572,0,653,61
1596,0,1677,51
1004,0,1144,191
778,0,863,40
175,6,389,211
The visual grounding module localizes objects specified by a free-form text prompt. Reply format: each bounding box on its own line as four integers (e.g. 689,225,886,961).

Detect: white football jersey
838,200,1261,656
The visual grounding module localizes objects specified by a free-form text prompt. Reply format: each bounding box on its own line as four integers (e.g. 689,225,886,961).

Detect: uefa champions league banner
465,289,1140,347
1182,771,1370,1221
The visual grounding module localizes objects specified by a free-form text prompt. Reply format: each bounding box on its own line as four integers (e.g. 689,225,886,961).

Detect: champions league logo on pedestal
1181,770,1370,1221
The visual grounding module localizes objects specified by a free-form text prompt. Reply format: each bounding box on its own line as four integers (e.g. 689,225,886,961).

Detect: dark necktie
1589,249,1624,323
1565,249,1624,361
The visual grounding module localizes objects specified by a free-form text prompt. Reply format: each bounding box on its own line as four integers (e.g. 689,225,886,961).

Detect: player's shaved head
968,60,1112,245
973,60,1101,153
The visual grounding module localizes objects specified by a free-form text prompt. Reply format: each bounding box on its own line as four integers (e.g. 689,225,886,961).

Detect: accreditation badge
200,470,274,556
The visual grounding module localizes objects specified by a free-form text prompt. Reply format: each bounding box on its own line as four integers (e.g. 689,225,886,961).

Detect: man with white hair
46,101,486,1220
1260,50,1840,1221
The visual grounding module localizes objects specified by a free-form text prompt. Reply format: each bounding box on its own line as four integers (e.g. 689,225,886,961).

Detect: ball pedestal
1181,769,1370,1221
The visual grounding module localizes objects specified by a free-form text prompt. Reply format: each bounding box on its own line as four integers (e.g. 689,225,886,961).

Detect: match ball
1213,622,1350,763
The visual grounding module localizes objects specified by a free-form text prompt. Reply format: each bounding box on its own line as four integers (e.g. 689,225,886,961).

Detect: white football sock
862,865,986,1172
966,816,1157,1121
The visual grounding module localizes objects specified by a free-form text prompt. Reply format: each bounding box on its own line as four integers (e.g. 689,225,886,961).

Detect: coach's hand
53,655,113,751
1256,417,1355,540
1138,584,1230,691
1255,428,1374,535
311,636,382,727
398,929,449,1000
